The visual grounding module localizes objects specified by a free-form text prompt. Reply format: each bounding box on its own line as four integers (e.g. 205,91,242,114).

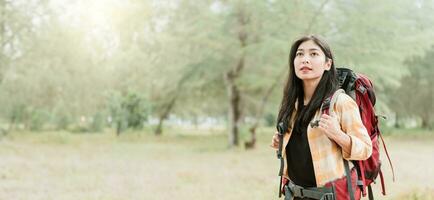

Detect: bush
107,90,150,134
28,109,50,131
123,92,148,129
55,114,73,130
90,112,105,132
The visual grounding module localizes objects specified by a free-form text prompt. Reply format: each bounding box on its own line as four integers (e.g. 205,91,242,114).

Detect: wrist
333,130,346,142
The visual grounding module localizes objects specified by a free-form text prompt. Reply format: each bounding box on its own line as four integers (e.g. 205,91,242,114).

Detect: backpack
322,67,395,200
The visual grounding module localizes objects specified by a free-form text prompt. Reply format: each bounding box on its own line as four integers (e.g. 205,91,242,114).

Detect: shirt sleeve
334,93,372,160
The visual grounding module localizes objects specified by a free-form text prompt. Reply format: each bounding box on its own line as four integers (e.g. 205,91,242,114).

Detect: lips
300,66,312,71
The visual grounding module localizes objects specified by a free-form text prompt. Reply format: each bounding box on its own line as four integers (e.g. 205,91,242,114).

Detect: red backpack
327,68,395,200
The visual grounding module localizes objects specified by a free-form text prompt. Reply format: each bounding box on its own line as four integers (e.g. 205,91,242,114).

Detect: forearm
332,130,352,157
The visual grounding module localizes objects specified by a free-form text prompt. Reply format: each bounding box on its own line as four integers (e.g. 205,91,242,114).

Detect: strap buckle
287,182,304,198
320,193,335,200
286,181,336,200
284,185,293,200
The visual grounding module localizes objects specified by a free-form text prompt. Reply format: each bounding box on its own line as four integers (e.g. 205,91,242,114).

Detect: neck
302,78,321,105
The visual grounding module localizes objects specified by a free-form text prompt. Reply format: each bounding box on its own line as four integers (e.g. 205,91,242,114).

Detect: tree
390,46,434,129
0,0,54,131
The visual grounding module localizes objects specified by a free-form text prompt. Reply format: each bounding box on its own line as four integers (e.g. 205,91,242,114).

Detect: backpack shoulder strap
311,89,345,128
323,89,356,200
321,89,345,116
344,160,356,200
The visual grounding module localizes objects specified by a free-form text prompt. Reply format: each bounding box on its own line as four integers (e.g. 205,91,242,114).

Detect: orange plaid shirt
276,90,372,186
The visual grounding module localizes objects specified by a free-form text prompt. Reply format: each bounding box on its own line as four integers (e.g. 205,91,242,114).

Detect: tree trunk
152,64,197,135
154,115,165,135
116,120,122,136
244,126,256,149
421,116,429,129
225,73,242,147
394,113,400,129
154,96,177,135
245,66,286,149
224,7,249,148
244,88,273,149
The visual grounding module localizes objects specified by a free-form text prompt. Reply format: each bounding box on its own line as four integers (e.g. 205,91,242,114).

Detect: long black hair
277,35,338,133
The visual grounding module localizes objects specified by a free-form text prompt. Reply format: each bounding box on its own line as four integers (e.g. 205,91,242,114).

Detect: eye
311,52,319,56
296,52,303,57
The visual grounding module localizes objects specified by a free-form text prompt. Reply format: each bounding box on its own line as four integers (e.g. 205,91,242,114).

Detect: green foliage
67,113,107,134
264,113,276,127
27,108,50,131
54,113,73,130
8,104,27,125
124,92,149,129
389,45,434,129
68,124,90,133
6,105,50,131
108,90,150,133
90,112,106,132
1,0,434,136
378,117,395,136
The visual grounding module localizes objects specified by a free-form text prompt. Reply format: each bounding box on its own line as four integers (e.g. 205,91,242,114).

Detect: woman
271,35,372,200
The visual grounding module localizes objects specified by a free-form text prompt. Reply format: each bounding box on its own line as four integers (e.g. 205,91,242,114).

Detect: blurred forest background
0,0,433,199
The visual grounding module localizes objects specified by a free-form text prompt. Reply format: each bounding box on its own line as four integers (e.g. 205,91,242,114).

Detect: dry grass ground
0,128,433,200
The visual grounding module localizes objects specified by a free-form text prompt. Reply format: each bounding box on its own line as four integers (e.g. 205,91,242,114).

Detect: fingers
320,114,335,126
273,133,279,144
319,114,341,139
318,119,331,138
321,114,331,119
270,132,280,148
319,114,332,134
319,115,329,127
319,120,327,129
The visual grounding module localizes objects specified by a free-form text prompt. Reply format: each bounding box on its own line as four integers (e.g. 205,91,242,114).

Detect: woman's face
293,40,331,82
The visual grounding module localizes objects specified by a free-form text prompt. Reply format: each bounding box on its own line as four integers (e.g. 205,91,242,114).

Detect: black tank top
286,105,317,187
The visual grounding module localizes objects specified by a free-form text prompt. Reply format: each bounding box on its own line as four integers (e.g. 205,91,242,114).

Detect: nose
301,56,310,64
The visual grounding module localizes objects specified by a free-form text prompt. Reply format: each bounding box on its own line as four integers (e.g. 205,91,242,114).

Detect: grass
381,127,434,138
0,127,433,199
395,188,434,200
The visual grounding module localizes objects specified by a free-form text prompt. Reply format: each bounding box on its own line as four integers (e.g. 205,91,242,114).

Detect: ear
325,58,332,71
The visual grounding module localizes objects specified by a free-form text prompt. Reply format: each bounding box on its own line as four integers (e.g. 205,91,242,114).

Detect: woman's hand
270,132,280,149
318,114,352,154
318,114,342,139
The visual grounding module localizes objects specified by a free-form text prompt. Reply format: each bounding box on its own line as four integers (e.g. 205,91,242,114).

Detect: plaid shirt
278,91,372,186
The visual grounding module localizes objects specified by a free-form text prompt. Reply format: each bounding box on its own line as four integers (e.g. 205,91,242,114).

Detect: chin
297,75,321,81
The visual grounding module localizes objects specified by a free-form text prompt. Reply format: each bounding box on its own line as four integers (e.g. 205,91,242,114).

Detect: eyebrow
297,48,320,51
